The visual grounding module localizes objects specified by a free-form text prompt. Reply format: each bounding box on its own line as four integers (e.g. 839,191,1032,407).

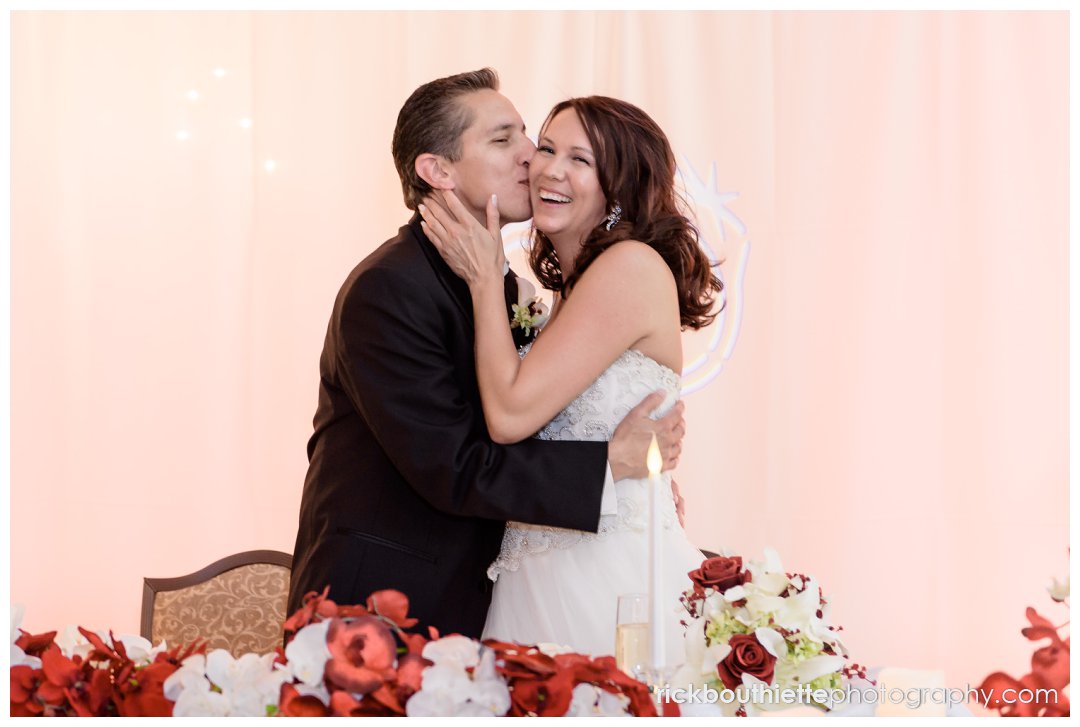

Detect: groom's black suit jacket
288,215,609,638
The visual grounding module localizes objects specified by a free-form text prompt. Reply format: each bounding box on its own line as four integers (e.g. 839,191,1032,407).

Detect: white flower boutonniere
510,278,550,339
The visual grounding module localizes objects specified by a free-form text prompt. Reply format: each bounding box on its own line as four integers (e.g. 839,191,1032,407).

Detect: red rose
688,556,750,594
716,634,776,690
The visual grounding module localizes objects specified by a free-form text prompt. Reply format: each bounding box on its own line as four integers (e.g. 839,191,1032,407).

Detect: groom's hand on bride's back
608,391,685,481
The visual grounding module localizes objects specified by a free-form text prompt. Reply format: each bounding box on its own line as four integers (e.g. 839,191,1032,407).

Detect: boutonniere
509,278,550,339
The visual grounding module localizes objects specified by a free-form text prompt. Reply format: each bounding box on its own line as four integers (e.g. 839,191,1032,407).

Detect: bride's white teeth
539,191,572,203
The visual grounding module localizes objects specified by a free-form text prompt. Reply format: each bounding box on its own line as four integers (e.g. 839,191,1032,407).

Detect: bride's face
528,109,607,247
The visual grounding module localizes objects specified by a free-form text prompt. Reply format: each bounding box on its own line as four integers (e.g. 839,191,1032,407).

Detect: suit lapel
408,215,522,340
409,215,475,330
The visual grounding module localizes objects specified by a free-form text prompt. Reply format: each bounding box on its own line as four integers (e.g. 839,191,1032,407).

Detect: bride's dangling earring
603,202,622,231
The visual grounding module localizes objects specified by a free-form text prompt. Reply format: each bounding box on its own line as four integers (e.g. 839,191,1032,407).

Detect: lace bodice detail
487,344,682,581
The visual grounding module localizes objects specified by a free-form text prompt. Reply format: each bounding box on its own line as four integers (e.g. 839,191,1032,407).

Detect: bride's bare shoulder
577,240,675,292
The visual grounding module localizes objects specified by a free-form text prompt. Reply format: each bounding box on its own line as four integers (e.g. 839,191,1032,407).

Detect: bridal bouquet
671,549,865,717
11,590,656,717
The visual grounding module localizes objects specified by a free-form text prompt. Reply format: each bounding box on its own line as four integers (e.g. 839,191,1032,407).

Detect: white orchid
535,642,575,656
112,633,165,665
204,650,264,692
421,633,481,669
772,577,821,631
53,625,95,661
290,680,330,706
1048,576,1070,603
403,688,460,717
10,604,41,669
164,649,288,717
407,644,510,717
565,683,631,717
282,620,331,686
170,678,231,717
204,650,289,716
163,654,210,702
687,626,731,678
742,548,791,598
50,626,164,667
414,662,473,695
754,626,786,661
466,649,512,715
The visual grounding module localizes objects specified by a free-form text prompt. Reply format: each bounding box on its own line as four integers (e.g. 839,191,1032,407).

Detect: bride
418,96,721,664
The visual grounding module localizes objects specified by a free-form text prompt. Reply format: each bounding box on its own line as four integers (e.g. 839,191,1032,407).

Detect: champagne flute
615,593,649,678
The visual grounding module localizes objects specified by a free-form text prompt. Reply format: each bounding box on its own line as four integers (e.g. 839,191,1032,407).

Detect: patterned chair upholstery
141,550,293,656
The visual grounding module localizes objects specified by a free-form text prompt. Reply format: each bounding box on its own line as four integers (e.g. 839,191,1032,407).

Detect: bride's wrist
470,271,504,294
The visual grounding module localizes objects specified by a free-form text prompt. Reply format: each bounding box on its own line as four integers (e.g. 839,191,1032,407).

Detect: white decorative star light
676,155,751,396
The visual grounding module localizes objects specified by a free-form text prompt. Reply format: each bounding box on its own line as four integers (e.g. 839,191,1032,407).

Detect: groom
287,68,685,638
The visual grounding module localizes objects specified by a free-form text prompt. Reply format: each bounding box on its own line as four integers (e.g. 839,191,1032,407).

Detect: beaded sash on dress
487,344,682,581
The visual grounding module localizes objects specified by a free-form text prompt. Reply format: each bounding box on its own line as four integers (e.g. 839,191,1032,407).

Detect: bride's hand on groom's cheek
419,191,505,285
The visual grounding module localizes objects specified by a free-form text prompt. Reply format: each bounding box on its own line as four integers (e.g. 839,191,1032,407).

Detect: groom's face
446,89,535,225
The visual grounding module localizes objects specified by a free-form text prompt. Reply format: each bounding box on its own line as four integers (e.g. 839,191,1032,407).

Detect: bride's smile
529,108,608,258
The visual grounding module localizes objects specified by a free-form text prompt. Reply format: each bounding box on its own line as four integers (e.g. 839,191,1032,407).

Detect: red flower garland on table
10,626,204,717
484,640,656,717
11,587,657,716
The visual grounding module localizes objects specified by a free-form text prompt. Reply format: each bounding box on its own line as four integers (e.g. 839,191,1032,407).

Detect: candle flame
647,433,662,476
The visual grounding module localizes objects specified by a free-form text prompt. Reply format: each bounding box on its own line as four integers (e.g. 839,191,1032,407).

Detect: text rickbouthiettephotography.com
656,682,1064,710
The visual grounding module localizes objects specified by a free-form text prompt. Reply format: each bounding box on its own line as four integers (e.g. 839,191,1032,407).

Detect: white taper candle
646,433,665,669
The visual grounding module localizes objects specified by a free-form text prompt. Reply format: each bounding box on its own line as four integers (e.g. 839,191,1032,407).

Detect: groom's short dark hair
392,68,500,210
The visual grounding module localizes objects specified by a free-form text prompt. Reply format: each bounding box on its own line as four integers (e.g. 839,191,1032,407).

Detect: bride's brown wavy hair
528,96,722,330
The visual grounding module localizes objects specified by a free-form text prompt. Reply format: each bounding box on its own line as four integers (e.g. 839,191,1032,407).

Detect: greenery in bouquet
671,549,868,717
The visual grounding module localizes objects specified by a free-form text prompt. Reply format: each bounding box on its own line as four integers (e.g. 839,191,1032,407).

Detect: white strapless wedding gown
482,346,705,665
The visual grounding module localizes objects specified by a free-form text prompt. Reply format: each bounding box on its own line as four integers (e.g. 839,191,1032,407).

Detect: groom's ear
415,153,456,191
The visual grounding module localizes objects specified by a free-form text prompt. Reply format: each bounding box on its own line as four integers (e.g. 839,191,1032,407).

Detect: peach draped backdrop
11,11,1068,695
